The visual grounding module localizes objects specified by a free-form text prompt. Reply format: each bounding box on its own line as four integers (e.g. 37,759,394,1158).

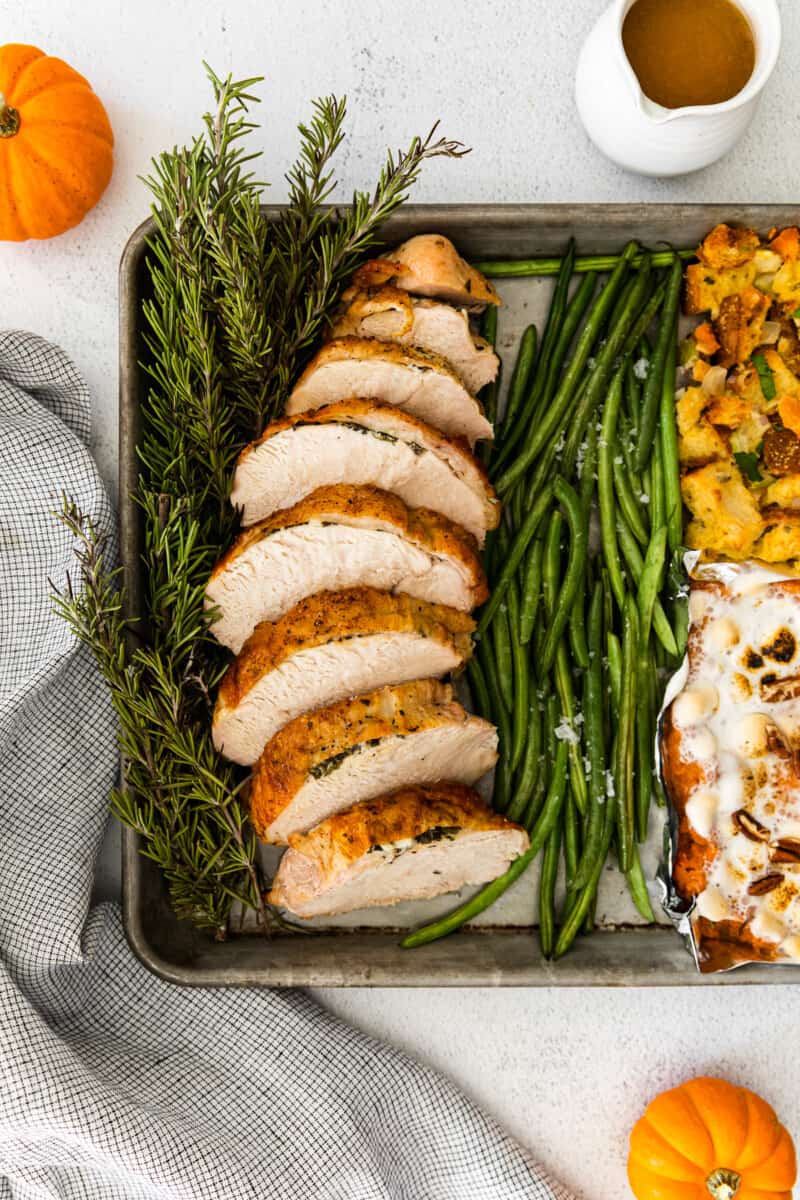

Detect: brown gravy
622,0,756,109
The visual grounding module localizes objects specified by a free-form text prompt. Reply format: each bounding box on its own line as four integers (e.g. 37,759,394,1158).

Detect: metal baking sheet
120,203,800,985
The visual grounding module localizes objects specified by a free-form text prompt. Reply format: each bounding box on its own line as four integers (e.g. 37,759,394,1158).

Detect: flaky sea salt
554,719,580,745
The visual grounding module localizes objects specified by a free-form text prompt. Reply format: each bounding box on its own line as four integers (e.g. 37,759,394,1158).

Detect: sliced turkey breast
330,286,499,394
251,678,498,843
207,484,487,653
286,337,493,446
212,588,475,765
351,234,501,312
268,782,528,919
230,399,500,542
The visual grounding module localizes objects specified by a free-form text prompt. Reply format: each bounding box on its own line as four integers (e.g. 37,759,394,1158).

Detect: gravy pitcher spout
576,0,782,175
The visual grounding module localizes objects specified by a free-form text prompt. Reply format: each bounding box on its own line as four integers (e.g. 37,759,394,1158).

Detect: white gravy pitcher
575,0,781,176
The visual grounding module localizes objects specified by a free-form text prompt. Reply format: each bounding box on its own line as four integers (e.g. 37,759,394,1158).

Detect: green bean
506,689,542,823
616,518,678,656
535,273,598,425
563,791,580,895
541,513,587,816
538,821,562,959
501,323,537,433
626,844,655,921
540,478,588,675
467,657,493,723
476,628,507,712
401,739,569,948
495,241,639,493
619,277,668,360
554,641,587,817
635,654,656,843
519,537,544,645
503,479,525,534
538,512,562,670
474,248,694,278
521,690,556,828
619,414,643,494
507,581,529,773
607,632,622,716
579,415,599,521
469,651,511,815
560,255,655,474
642,463,653,515
475,484,555,636
572,582,607,891
613,458,649,546
649,431,666,533
553,800,615,959
536,238,576,369
493,248,581,471
615,595,639,873
598,365,627,610
476,634,513,812
482,526,499,584
519,374,589,512
568,587,590,670
494,751,513,815
523,766,549,831
634,255,683,470
659,330,682,553
637,524,668,648
625,357,642,425
673,597,689,660
542,509,563,617
492,600,514,713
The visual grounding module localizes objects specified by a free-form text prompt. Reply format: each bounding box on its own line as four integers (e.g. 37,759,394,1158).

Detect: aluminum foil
655,639,702,970
654,554,800,974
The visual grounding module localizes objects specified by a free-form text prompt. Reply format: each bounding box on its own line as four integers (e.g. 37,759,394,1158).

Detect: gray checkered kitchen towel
0,329,572,1200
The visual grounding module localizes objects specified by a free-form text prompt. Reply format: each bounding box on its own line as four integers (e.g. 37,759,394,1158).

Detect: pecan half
748,873,784,896
766,724,792,758
733,809,771,843
769,837,800,864
763,426,800,475
761,674,800,703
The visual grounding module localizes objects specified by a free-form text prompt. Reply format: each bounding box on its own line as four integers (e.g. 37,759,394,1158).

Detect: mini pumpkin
0,44,113,241
628,1076,796,1200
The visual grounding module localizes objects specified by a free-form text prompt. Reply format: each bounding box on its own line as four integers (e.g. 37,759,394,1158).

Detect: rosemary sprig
268,109,469,407
54,65,466,935
54,500,265,937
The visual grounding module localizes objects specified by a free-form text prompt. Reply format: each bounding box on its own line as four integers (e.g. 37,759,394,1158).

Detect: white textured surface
5,2,799,1198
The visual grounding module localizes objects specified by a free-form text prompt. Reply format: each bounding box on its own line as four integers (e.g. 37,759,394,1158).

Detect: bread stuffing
679,224,800,568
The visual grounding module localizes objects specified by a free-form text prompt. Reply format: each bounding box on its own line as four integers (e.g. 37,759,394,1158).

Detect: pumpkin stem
0,92,20,138
706,1168,742,1199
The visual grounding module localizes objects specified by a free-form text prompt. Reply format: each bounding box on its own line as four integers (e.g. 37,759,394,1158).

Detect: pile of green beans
402,240,690,959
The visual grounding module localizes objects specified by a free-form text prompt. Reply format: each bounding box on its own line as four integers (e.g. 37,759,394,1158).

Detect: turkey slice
330,285,499,394
206,484,487,653
230,399,500,542
286,337,493,446
351,233,501,312
252,678,498,843
268,783,528,919
212,587,474,765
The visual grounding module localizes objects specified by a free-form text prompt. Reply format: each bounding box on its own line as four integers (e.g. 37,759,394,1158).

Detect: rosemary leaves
56,64,466,935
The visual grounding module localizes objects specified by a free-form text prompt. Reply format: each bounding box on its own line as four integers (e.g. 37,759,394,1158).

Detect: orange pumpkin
628,1076,796,1200
0,44,113,241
